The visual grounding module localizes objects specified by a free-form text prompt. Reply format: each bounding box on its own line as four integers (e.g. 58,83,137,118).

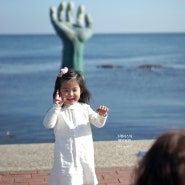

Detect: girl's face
60,79,82,106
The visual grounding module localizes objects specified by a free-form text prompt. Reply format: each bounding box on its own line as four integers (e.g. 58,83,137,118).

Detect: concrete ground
0,140,154,171
0,140,154,185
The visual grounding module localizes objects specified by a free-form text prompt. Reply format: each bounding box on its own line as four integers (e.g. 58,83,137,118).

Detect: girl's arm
86,105,109,128
43,104,61,128
43,90,65,128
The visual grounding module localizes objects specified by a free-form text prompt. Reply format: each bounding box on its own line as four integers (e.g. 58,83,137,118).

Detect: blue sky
0,0,185,34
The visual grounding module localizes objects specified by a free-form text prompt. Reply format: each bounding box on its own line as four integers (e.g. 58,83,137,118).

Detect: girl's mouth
67,98,75,101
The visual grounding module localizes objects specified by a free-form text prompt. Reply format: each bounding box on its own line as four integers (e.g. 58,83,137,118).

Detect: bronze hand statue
50,2,93,75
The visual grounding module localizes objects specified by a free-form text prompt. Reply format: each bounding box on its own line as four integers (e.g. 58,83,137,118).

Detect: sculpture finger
66,2,74,23
76,5,85,27
50,6,57,22
85,14,93,28
57,2,66,21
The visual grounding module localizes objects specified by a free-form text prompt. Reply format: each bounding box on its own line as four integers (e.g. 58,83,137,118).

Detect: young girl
43,67,109,185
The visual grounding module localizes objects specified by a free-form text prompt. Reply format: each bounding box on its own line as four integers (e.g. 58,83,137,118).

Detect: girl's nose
69,90,73,96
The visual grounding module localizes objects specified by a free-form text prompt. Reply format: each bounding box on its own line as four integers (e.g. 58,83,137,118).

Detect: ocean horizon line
0,31,185,36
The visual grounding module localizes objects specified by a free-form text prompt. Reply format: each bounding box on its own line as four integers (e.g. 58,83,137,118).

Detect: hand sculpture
50,2,93,75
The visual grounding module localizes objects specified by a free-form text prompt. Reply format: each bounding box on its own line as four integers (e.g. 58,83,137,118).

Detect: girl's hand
54,90,65,106
96,105,109,117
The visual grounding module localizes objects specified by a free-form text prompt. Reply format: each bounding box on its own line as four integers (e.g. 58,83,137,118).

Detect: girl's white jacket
43,102,107,185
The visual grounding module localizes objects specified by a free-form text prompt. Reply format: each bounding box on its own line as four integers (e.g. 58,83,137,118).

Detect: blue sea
0,33,185,144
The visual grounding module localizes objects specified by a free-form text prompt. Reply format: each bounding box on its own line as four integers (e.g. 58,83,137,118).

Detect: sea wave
0,62,60,75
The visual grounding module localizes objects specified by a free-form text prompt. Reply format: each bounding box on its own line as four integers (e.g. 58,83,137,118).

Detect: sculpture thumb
50,6,57,22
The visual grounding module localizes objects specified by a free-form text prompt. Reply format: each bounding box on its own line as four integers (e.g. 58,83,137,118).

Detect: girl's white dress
43,102,107,185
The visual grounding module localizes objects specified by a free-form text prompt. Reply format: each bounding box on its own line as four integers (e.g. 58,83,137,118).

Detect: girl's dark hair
135,129,185,185
53,68,91,104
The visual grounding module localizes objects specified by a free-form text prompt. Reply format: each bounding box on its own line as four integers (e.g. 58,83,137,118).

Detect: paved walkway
0,168,134,185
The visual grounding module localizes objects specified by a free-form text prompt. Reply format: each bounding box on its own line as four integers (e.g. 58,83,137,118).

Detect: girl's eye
62,89,68,93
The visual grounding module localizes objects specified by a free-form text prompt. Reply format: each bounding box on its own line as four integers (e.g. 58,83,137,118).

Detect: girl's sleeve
85,104,107,128
43,104,61,128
